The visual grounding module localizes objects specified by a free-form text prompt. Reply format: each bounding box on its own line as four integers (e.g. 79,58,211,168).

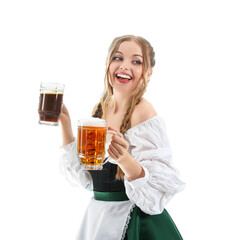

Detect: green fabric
93,191,129,201
126,206,183,240
93,191,183,239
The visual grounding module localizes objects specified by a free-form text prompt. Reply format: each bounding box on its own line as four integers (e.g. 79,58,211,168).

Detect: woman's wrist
60,118,75,146
117,152,145,181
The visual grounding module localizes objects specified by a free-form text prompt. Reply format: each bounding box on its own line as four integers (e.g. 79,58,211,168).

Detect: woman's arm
59,104,75,146
108,129,145,181
59,104,93,190
107,98,157,181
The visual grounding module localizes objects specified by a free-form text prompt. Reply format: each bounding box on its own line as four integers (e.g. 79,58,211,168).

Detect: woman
60,35,185,239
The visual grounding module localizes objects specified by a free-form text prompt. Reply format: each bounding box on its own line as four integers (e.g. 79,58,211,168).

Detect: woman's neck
110,92,132,114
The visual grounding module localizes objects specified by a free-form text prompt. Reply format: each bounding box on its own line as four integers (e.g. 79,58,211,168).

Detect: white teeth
116,74,132,80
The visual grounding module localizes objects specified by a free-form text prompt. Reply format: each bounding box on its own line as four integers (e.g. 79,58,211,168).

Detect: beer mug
38,82,65,126
77,118,116,170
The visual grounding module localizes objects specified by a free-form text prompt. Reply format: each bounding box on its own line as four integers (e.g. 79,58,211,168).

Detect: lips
115,72,132,83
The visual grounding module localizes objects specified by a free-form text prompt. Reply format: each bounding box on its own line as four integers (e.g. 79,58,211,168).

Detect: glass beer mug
77,118,116,170
38,82,65,126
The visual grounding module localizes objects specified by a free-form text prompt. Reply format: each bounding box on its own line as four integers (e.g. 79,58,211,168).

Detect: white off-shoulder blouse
60,115,185,215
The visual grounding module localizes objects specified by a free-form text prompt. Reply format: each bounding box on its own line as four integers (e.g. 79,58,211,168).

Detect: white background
0,0,227,239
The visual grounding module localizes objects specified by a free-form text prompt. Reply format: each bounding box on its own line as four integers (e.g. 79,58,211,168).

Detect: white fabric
59,115,185,238
123,116,185,214
76,198,134,240
60,140,93,190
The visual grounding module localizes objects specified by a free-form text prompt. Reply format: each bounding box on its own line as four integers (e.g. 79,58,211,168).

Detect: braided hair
94,35,155,180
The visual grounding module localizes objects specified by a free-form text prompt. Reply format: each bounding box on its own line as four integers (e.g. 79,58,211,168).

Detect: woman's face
108,40,145,94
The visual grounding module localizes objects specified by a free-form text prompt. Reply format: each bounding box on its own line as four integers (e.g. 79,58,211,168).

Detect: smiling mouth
115,73,132,81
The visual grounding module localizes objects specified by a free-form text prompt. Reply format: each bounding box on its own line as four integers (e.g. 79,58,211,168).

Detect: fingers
107,133,129,161
108,144,120,159
61,104,69,114
59,104,71,124
108,126,117,131
111,135,128,149
110,140,124,155
108,127,123,138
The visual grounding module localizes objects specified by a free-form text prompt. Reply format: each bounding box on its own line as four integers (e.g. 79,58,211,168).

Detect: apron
76,162,183,240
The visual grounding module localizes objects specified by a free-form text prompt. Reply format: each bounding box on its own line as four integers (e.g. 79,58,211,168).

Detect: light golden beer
77,118,108,170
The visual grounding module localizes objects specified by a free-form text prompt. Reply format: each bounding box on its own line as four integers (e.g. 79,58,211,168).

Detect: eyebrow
116,51,143,59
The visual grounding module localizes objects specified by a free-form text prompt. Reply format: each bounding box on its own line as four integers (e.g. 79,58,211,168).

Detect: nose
120,62,129,70
120,66,126,70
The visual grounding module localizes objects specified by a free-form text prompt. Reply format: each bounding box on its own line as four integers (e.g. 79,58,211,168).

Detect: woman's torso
89,162,125,192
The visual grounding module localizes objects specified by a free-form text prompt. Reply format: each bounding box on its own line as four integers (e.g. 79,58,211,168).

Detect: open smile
115,72,133,83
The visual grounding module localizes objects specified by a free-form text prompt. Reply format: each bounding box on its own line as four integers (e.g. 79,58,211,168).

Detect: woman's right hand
59,104,75,146
59,104,71,124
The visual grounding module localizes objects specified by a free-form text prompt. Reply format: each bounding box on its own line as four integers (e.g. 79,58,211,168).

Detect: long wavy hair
93,35,155,180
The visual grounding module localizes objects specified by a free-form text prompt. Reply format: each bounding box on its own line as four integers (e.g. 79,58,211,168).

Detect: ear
146,68,153,81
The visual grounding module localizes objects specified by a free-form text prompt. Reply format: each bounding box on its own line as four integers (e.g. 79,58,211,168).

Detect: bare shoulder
131,98,157,128
91,102,100,116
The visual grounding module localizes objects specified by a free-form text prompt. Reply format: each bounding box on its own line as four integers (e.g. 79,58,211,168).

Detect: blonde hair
93,35,155,180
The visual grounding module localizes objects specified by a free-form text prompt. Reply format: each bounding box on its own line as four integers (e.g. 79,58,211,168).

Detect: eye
133,60,142,65
112,56,123,61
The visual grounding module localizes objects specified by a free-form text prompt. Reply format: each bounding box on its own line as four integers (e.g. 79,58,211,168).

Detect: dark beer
38,92,63,123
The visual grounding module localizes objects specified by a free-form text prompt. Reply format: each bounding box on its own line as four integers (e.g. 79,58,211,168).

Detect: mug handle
107,129,117,136
102,129,117,165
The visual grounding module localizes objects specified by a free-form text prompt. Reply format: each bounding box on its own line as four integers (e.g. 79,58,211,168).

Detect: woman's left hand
107,127,129,163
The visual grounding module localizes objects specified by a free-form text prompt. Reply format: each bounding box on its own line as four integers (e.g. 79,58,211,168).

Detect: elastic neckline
125,115,161,135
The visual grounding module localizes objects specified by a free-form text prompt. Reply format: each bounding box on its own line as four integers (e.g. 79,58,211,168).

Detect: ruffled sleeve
124,116,185,215
59,140,93,191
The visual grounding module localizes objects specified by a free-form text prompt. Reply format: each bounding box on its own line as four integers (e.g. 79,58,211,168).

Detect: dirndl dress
76,162,183,240
60,116,185,240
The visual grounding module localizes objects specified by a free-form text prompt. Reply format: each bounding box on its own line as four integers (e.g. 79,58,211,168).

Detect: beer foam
41,90,64,94
78,118,107,127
